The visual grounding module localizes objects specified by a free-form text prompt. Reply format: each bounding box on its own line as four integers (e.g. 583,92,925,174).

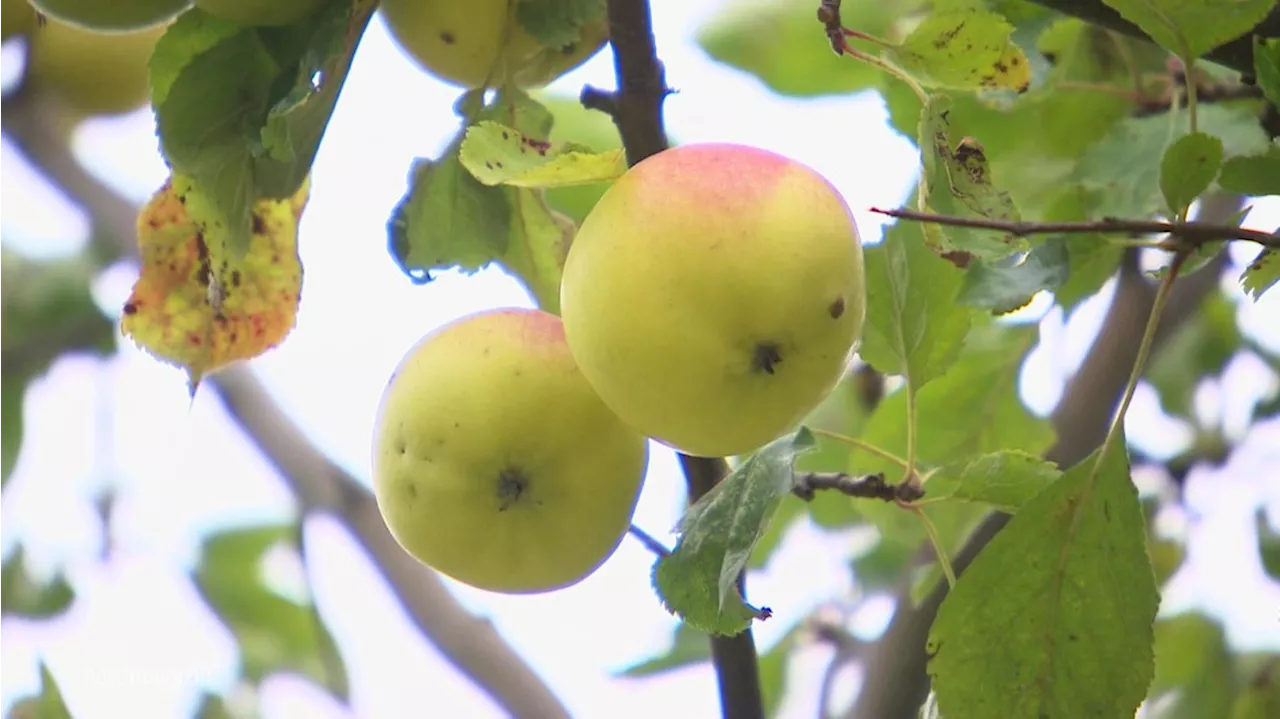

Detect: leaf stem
1184,59,1200,135
912,507,957,589
628,524,672,557
843,46,930,105
1094,250,1188,473
808,427,911,471
904,384,920,489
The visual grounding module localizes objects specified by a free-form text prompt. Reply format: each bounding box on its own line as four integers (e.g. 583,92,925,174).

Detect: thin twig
792,472,924,503
871,207,1280,250
808,428,910,471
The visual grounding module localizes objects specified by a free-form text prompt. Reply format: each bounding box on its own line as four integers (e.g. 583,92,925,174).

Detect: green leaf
151,3,375,255
516,0,605,48
924,451,1063,513
1039,187,1123,312
1074,104,1269,219
1149,613,1238,719
458,121,627,188
1098,0,1277,60
957,240,1070,314
1,373,25,487
927,438,1159,719
652,429,818,636
696,0,896,97
857,324,1053,480
1219,149,1280,196
842,325,1054,540
1,252,116,486
859,221,971,389
1242,248,1280,299
388,144,514,283
0,547,75,619
389,92,569,311
1147,290,1240,417
7,665,73,718
194,523,349,700
887,10,1032,92
617,622,710,677
1257,37,1280,107
1257,509,1280,582
498,188,574,312
920,95,1027,262
535,91,629,224
1160,132,1224,215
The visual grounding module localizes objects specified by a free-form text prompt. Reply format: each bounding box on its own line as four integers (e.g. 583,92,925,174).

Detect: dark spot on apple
405,482,418,500
496,468,528,511
752,342,783,375
395,439,406,455
828,296,845,319
440,31,455,45
123,302,138,315
251,212,266,235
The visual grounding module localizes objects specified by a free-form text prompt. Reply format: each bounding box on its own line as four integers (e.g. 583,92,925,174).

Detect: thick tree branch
845,194,1241,719
581,2,764,716
2,86,572,719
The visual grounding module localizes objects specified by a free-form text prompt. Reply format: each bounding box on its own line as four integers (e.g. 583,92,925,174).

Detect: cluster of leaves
614,0,1280,717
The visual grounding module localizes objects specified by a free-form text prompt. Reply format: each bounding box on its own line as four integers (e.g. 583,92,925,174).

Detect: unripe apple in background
26,15,167,118
192,0,324,26
29,0,190,32
379,0,607,90
560,143,866,458
372,308,649,594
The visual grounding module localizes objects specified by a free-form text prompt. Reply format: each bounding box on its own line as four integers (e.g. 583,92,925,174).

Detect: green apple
372,307,649,594
192,0,324,26
27,15,166,117
560,143,866,458
2,0,36,41
29,0,190,32
379,0,607,89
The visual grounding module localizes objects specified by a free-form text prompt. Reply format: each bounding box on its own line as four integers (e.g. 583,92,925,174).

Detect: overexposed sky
3,2,1280,717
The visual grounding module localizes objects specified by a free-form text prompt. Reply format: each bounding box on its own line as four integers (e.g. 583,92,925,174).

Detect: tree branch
791,472,924,503
2,85,572,719
845,194,1241,719
581,2,765,716
871,207,1279,251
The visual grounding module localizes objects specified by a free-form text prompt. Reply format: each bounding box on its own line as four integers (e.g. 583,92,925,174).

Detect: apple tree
3,0,1280,718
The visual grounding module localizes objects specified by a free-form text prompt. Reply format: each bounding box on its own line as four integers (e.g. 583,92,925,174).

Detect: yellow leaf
122,175,309,391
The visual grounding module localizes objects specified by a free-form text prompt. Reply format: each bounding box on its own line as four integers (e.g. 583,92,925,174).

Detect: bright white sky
2,2,1280,717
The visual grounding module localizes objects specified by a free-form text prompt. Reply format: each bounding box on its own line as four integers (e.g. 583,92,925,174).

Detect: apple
372,307,649,594
379,0,607,89
29,0,190,32
26,15,166,117
192,0,324,26
2,0,36,42
559,143,866,458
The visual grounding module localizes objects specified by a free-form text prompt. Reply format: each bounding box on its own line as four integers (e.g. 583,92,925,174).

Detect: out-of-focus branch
845,193,1241,719
2,86,572,719
581,1,766,716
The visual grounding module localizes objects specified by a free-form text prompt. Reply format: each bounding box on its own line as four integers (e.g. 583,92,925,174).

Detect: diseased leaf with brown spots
919,94,1026,262
122,174,309,393
887,10,1032,93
